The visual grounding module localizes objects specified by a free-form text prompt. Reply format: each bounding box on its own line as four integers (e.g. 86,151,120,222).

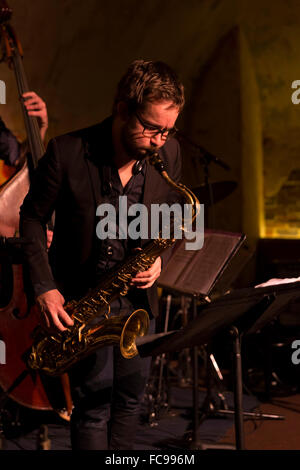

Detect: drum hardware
193,344,230,422
137,282,300,449
144,294,205,427
186,297,286,451
243,321,300,399
144,294,211,427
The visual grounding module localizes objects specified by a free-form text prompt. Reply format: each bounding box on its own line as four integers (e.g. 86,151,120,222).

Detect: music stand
157,230,249,298
157,229,250,401
137,281,300,449
153,230,248,446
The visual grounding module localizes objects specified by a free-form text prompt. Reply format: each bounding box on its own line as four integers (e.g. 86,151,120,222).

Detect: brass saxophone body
27,151,199,376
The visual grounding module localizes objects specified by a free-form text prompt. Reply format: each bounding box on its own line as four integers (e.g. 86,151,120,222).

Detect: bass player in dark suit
20,59,184,450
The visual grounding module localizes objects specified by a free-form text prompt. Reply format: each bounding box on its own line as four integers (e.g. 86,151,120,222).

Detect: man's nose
150,133,164,147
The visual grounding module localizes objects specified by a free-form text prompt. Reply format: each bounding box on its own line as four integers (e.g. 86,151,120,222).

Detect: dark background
1,0,300,289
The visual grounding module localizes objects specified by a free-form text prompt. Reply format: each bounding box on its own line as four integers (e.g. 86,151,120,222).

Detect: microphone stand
176,130,230,229
175,130,230,171
175,131,234,448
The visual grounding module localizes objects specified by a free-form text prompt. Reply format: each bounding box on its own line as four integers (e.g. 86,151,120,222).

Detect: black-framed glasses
134,111,178,141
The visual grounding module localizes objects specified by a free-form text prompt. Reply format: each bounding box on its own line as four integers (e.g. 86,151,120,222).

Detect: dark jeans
69,305,155,450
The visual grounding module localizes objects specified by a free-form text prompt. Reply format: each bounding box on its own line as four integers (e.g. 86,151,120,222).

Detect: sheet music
158,230,244,295
159,239,194,286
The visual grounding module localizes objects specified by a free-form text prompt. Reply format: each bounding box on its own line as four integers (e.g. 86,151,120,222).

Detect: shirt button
102,181,112,195
106,245,113,256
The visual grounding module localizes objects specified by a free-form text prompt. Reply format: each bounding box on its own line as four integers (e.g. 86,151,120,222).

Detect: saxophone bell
28,308,150,376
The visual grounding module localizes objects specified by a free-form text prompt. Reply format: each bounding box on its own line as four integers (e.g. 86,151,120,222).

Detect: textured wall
1,0,300,241
181,27,242,233
0,0,238,139
240,0,300,238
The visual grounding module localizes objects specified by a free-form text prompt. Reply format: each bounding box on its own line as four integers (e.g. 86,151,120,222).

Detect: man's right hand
36,289,74,332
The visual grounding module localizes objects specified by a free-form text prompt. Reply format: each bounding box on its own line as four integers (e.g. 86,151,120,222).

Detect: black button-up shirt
95,158,148,314
95,160,146,277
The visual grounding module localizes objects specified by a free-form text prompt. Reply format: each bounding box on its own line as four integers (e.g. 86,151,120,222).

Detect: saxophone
27,150,200,376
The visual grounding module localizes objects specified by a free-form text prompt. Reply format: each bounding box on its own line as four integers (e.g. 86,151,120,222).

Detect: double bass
0,161,15,187
0,1,70,415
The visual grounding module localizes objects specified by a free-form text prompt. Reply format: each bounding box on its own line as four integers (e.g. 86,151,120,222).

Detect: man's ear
116,101,130,121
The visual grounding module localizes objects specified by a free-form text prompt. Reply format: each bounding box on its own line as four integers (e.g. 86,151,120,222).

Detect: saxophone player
20,60,184,450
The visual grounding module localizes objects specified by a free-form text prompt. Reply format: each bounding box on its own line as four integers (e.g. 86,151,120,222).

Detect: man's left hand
131,256,162,289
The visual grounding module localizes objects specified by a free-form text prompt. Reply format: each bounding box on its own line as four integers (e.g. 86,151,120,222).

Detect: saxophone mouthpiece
142,148,165,173
137,148,164,172
150,155,165,173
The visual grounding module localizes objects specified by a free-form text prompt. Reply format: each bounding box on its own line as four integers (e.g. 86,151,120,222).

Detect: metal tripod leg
196,328,285,425
186,305,284,451
215,329,284,424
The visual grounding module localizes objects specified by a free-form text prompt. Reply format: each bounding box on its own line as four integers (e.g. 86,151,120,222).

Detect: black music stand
152,230,249,445
137,281,300,450
143,230,249,427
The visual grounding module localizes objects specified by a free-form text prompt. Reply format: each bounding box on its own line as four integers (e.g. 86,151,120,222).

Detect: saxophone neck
146,149,200,214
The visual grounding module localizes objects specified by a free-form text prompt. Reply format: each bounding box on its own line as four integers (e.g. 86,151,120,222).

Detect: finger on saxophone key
36,289,74,332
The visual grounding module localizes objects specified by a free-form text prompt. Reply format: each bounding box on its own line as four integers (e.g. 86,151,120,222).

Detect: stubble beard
121,123,153,160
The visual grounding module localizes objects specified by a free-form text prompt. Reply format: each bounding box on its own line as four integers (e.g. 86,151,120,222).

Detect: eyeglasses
134,111,178,141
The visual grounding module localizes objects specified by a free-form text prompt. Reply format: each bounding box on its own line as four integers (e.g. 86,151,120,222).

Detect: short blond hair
113,59,185,114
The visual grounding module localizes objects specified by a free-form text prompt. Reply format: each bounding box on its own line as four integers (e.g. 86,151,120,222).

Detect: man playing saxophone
20,60,184,450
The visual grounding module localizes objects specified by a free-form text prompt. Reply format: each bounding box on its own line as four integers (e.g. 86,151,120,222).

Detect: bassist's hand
36,289,74,333
22,91,48,142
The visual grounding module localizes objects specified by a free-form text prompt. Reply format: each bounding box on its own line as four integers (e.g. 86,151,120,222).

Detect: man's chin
122,140,145,159
136,147,159,158
125,147,152,160
136,148,151,158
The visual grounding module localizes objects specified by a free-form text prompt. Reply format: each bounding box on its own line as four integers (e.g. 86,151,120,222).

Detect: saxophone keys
78,323,86,343
120,286,129,296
